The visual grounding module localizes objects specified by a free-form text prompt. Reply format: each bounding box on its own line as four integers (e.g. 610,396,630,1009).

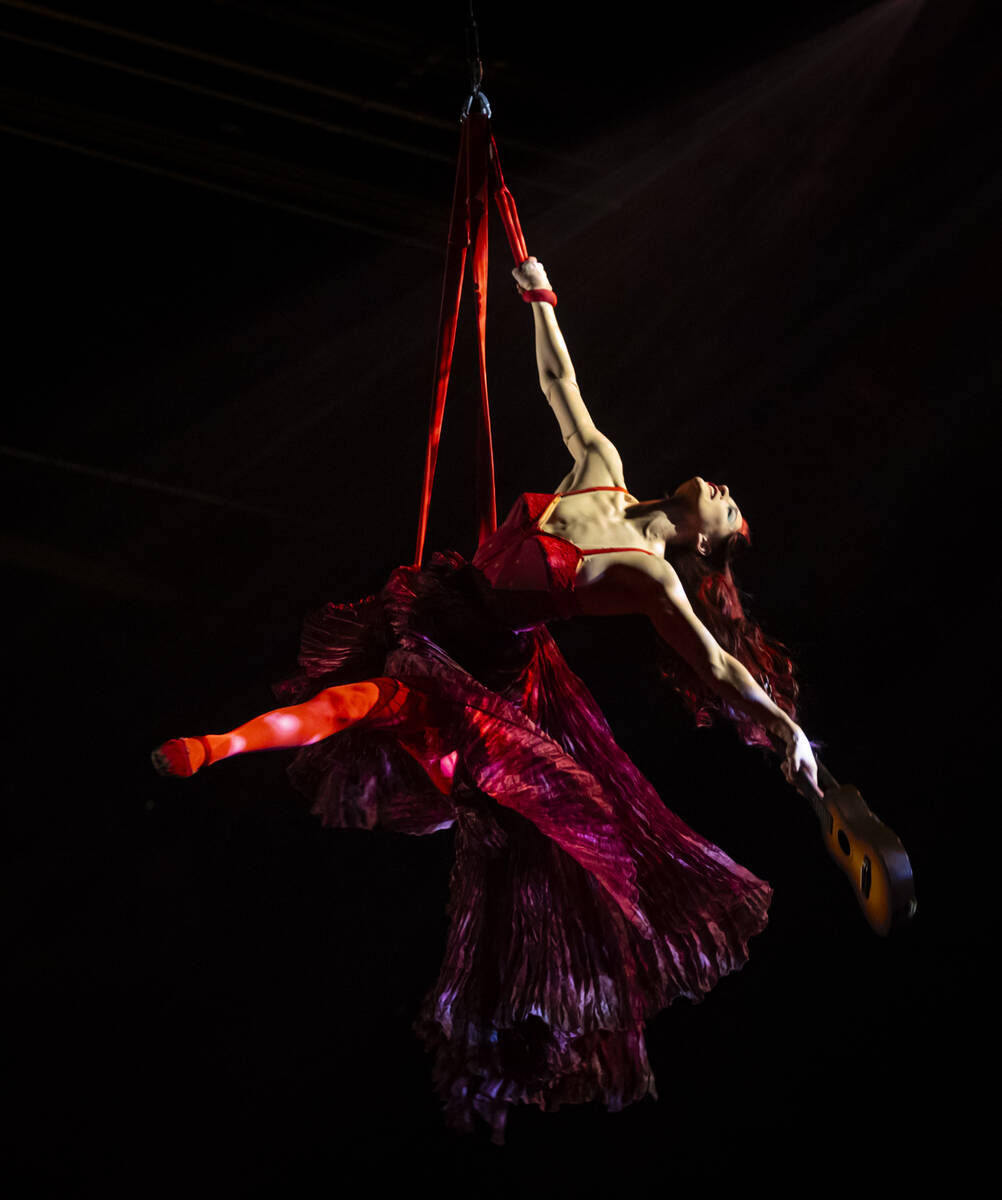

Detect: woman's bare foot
151,737,210,778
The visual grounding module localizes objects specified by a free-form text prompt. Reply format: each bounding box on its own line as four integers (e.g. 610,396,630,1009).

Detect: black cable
461,1,490,119
466,0,483,97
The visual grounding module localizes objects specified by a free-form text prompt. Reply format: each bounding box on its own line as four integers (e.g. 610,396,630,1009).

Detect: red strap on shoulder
559,486,630,496
578,546,658,558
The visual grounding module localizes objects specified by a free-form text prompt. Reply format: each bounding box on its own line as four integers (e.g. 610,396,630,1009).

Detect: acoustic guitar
793,759,917,936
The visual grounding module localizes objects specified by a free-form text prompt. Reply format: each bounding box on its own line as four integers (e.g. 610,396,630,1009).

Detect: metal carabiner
461,89,492,121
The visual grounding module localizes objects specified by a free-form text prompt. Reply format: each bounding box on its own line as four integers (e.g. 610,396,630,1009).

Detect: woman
153,257,820,1144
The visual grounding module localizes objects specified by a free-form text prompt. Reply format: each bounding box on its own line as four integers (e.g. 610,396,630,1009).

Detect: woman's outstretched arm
513,258,625,485
650,568,820,793
579,560,821,794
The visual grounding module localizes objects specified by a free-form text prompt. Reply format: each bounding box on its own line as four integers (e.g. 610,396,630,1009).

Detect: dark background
1,1,995,1193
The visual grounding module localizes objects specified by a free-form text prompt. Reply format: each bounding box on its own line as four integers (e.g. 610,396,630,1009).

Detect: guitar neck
795,757,839,831
766,731,840,821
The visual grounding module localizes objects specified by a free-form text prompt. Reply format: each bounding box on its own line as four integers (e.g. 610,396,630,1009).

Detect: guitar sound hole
837,830,851,856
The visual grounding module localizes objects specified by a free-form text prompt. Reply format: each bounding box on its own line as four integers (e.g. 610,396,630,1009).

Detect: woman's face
668,476,744,546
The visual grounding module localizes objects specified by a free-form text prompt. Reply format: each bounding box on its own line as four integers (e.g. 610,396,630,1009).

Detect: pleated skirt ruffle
277,554,772,1144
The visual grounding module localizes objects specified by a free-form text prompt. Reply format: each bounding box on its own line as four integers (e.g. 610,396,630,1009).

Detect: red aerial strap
488,132,528,264
412,115,532,567
468,114,496,550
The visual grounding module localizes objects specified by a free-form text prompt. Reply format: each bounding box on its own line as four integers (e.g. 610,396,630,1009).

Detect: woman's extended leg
152,678,407,777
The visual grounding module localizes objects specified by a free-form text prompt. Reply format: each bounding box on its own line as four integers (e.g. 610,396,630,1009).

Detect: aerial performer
153,253,824,1144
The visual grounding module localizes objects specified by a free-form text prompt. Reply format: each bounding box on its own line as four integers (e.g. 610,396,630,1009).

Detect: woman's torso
472,485,661,623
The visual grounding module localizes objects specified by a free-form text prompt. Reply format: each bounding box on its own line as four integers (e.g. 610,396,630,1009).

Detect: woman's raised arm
513,258,625,484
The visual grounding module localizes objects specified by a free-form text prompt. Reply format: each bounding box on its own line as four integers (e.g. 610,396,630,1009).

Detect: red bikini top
472,485,659,621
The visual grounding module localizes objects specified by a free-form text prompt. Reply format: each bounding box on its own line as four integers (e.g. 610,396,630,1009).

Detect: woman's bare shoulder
559,437,627,491
575,554,686,616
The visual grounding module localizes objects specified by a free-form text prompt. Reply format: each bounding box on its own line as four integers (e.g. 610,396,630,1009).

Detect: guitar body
798,762,917,935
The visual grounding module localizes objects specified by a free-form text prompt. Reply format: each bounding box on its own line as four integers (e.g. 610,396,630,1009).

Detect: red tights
151,676,443,781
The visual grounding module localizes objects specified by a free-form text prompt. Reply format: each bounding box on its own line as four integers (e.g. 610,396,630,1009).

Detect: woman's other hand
782,724,822,797
513,256,552,293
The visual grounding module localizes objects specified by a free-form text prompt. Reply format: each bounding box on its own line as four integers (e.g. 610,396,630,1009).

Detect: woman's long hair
660,527,798,747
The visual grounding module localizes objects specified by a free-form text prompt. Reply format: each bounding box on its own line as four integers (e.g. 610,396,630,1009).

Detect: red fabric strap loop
414,119,540,567
520,288,557,307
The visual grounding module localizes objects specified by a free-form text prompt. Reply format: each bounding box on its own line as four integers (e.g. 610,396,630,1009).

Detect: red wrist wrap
521,288,557,307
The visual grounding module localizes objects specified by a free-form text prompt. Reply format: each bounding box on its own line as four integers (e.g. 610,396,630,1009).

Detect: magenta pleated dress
274,492,772,1144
